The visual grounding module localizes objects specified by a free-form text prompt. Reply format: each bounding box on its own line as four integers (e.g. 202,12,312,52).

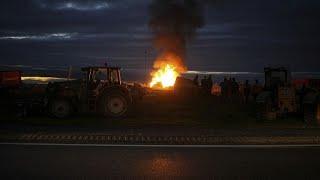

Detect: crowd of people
193,75,264,103
193,75,213,95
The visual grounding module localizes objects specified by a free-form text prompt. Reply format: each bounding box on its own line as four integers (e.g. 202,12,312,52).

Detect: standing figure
193,75,199,86
207,75,213,94
243,80,251,103
227,78,233,100
231,78,239,101
220,77,227,97
231,78,239,95
201,76,207,90
252,79,263,101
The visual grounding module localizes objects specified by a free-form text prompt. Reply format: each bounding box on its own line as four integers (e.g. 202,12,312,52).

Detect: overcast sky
0,0,319,72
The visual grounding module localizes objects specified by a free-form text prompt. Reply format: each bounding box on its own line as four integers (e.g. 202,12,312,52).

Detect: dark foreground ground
1,144,320,179
0,93,307,129
1,92,319,179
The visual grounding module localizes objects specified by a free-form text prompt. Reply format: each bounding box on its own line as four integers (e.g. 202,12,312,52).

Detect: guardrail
1,133,320,145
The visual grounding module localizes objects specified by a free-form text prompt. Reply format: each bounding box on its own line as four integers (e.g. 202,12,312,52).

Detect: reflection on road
138,152,189,177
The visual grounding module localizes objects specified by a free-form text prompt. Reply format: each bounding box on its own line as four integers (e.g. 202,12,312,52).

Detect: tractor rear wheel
257,97,273,121
304,104,317,126
100,91,129,118
50,100,72,119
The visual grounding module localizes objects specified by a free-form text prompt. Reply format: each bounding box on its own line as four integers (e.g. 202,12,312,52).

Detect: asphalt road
1,144,320,179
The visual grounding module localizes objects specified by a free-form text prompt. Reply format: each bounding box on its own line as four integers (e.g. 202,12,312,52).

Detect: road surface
1,144,320,179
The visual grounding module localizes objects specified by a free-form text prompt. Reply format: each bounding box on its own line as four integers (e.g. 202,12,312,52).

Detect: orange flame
149,53,186,88
149,64,179,88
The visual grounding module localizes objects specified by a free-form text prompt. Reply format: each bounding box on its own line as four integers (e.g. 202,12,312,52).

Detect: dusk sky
0,0,319,72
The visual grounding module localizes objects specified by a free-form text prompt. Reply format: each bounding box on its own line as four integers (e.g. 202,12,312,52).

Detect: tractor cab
81,66,123,96
81,66,121,89
264,67,290,91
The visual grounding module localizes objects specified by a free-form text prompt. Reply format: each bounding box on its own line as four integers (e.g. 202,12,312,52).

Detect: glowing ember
149,64,179,88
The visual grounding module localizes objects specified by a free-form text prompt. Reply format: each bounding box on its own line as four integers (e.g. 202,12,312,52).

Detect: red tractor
46,66,144,118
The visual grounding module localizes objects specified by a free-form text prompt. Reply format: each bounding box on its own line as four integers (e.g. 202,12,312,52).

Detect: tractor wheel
100,91,129,118
50,100,72,119
303,104,317,126
257,98,273,121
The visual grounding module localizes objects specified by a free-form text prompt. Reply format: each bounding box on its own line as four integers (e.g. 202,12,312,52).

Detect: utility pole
145,49,148,77
67,66,73,80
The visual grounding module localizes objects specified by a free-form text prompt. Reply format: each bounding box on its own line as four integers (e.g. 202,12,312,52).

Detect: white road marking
1,142,320,148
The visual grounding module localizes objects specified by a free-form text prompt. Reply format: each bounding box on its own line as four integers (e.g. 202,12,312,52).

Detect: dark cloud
0,0,319,72
35,0,111,11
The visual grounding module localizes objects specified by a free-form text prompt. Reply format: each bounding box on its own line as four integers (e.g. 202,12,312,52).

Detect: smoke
148,0,205,68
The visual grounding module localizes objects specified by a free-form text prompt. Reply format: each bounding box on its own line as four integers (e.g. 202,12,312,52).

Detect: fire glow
149,53,186,89
149,64,179,88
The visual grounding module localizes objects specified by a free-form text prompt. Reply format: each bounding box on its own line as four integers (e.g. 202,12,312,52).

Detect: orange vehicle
0,70,47,117
256,67,296,119
301,79,320,125
256,67,320,125
0,71,22,88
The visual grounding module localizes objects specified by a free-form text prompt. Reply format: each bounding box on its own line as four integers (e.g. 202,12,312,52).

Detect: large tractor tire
256,93,273,122
50,99,73,119
256,98,273,121
100,90,130,118
303,92,320,126
256,92,273,121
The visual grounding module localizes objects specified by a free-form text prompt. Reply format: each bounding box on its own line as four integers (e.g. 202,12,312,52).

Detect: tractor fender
303,92,319,104
256,91,272,104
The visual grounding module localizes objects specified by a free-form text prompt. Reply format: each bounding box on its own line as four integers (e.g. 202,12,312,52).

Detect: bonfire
149,53,186,89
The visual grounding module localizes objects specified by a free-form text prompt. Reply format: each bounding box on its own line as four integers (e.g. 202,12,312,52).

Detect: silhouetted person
298,84,307,109
193,75,199,86
244,80,251,103
220,77,227,97
207,75,213,94
226,78,232,99
252,79,262,101
231,78,239,96
201,76,207,89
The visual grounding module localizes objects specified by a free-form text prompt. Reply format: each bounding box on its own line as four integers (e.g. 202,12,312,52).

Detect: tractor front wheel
257,98,273,121
304,104,319,126
50,100,72,119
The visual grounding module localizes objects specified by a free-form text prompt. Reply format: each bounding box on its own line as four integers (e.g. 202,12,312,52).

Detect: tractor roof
81,66,121,71
264,67,287,72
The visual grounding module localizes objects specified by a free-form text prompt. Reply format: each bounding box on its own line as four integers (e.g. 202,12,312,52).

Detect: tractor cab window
270,71,286,82
95,70,108,82
109,69,120,84
271,71,288,87
86,69,108,90
265,69,288,90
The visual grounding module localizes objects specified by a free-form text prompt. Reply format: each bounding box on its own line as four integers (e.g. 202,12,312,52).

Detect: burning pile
148,0,204,89
149,53,186,88
149,64,179,88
